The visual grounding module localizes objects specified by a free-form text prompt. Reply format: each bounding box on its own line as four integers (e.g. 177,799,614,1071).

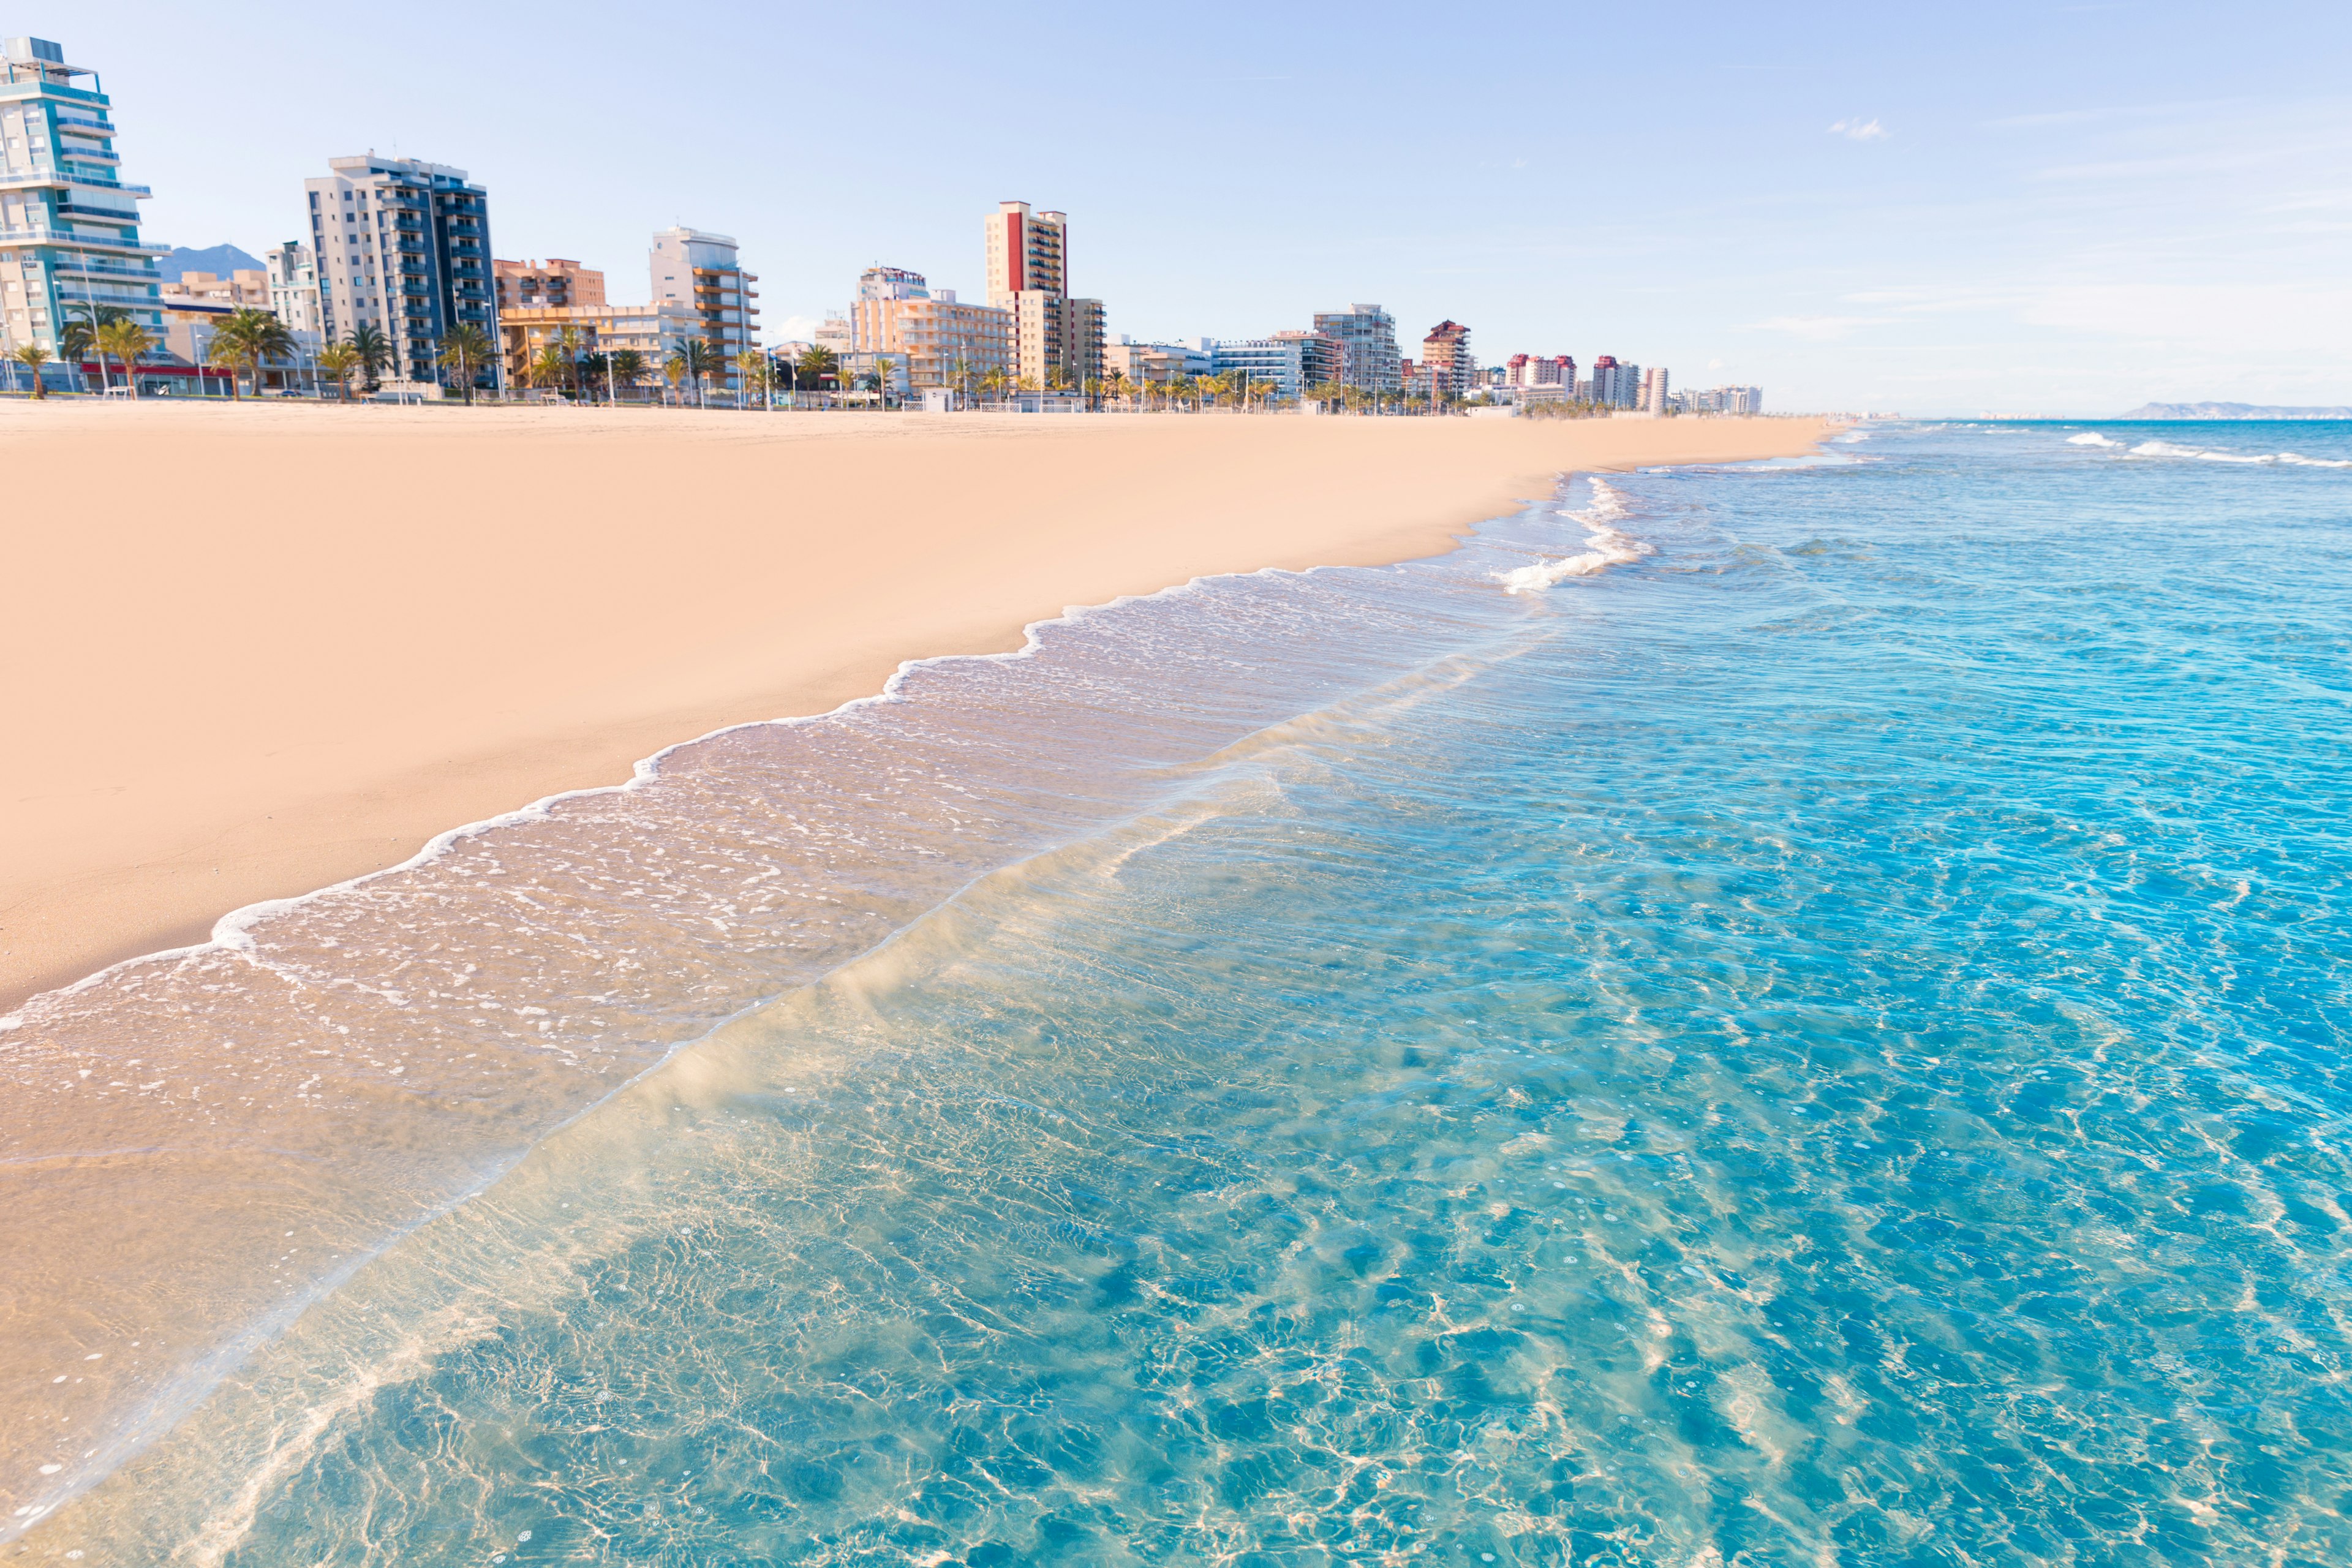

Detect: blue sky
29,0,2351,415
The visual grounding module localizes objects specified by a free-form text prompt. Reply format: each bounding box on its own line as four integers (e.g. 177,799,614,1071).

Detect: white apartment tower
982,199,1103,387
651,227,759,390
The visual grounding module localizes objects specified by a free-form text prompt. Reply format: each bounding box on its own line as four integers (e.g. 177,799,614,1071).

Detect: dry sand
0,400,1833,1013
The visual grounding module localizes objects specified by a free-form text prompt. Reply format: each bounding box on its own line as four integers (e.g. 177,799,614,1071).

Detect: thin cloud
1829,118,1889,141
1744,314,1887,340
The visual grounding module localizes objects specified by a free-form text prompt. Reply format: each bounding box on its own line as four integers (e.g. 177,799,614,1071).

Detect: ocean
6,420,2350,1565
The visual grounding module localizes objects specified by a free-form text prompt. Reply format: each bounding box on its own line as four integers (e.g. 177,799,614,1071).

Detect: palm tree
437,322,495,404
668,339,718,407
348,323,392,392
1248,377,1280,412
59,305,128,394
12,342,51,399
315,342,363,403
733,349,769,410
608,349,648,402
795,345,838,405
96,318,155,398
978,367,1009,404
529,343,572,398
661,355,687,407
209,307,295,401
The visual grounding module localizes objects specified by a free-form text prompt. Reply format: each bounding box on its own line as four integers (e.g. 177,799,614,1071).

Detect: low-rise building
499,301,703,393
161,268,270,309
1103,335,1212,387
1208,330,1344,400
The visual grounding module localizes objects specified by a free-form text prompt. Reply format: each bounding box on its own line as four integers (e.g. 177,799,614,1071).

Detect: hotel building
651,227,757,388
1419,320,1475,398
0,36,166,379
495,257,605,312
848,264,1012,390
304,154,497,386
1310,304,1402,391
984,199,1104,386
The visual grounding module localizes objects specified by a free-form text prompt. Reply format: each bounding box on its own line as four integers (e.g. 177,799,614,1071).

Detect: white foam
2067,432,2122,447
2126,439,2349,467
1494,480,1653,594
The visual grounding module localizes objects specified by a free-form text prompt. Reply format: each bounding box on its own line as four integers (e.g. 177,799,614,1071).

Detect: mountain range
157,244,265,281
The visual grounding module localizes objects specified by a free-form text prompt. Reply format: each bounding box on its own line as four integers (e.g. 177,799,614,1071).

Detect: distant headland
2119,401,2352,420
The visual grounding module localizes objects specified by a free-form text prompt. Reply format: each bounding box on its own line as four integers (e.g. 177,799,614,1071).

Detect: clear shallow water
13,420,2352,1565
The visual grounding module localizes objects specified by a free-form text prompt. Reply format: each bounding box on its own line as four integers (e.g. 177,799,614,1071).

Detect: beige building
499,301,703,392
982,199,1104,387
493,257,605,311
161,268,271,309
849,265,1012,390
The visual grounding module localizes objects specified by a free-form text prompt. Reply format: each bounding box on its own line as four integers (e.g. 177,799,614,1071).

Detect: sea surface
6,420,2351,1566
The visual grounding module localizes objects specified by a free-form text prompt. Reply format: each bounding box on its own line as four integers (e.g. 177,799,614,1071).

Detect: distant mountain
2119,401,2352,420
157,244,265,281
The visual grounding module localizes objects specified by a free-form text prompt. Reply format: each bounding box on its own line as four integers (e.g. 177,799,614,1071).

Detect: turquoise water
20,421,2352,1564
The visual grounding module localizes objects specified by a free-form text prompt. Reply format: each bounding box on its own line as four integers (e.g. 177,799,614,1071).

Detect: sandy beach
0,401,1831,1014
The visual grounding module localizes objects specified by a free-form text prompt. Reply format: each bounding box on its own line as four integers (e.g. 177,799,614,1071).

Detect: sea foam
1493,480,1652,594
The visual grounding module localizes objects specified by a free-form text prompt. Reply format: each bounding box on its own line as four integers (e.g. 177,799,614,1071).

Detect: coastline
0,402,1834,1015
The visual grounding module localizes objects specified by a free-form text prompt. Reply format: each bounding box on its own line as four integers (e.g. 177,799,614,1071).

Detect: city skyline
7,2,2346,414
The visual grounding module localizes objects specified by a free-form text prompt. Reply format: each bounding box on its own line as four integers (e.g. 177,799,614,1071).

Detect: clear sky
24,0,2351,415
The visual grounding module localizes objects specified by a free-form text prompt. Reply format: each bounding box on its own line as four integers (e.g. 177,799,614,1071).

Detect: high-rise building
305,154,497,385
1640,366,1670,413
651,227,759,386
983,200,1104,387
1419,320,1474,398
494,257,605,312
1591,354,1652,408
264,241,323,336
1311,304,1401,391
850,265,1014,390
0,36,165,378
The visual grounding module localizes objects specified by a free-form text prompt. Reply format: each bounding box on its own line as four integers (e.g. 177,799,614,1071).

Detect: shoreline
1,402,1835,1016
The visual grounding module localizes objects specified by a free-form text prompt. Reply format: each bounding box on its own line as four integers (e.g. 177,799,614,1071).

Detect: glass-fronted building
0,36,165,382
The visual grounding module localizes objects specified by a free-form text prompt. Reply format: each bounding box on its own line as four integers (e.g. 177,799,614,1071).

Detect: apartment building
1588,355,1648,409
984,200,1104,386
1419,320,1475,398
0,36,166,378
1210,330,1344,399
651,227,758,388
160,268,269,308
849,264,1012,389
498,301,703,391
1310,304,1401,391
263,240,322,336
304,154,497,386
494,257,605,311
1640,365,1670,413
